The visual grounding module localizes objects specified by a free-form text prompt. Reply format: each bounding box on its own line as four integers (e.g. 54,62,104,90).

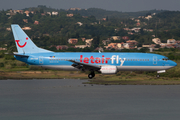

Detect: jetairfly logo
80,55,126,66
15,37,28,48
111,55,126,66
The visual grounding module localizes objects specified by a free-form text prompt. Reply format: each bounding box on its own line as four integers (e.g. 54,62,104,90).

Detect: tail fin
11,24,52,54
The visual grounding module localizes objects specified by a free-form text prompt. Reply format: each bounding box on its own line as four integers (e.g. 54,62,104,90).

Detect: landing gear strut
88,71,95,79
156,74,160,78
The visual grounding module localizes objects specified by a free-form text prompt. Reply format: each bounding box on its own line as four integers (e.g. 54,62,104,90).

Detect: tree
92,36,100,49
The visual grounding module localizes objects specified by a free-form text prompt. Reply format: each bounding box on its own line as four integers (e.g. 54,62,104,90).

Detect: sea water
0,79,180,120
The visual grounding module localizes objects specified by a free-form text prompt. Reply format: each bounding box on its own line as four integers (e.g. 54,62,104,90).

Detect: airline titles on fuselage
49,55,126,66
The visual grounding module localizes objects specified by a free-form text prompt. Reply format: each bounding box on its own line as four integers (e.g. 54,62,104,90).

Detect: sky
1,0,180,12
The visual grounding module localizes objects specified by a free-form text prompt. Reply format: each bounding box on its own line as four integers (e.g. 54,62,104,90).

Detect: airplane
11,24,177,79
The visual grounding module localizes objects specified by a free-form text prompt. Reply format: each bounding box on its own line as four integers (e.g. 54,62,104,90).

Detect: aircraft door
39,56,43,64
153,56,157,65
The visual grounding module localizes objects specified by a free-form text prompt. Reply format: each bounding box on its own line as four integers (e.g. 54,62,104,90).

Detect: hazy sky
1,0,180,12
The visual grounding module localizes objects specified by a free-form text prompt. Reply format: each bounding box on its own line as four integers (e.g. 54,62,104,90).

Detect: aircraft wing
69,60,101,71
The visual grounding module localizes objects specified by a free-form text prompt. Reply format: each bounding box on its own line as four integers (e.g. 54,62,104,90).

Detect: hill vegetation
0,6,180,53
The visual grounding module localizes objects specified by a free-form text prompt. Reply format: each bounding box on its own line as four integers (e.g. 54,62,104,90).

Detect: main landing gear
88,71,95,79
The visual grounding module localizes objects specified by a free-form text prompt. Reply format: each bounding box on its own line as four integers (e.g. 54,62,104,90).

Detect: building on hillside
102,18,106,21
144,44,156,48
122,36,129,40
176,40,180,44
152,38,161,44
123,28,129,31
23,19,28,23
107,43,124,49
81,38,86,42
52,11,58,15
167,39,176,44
41,13,46,16
34,20,39,25
160,43,167,48
128,32,134,35
85,39,93,46
102,40,111,45
0,47,7,50
6,28,11,31
67,14,74,17
75,45,88,49
56,45,69,50
111,36,120,41
116,43,124,49
142,45,151,48
126,40,138,45
144,29,153,32
145,15,152,20
123,43,130,49
14,10,24,14
22,27,31,30
135,19,140,22
136,22,141,26
47,12,51,15
77,22,83,26
131,28,141,32
24,10,30,16
107,43,117,49
68,38,78,44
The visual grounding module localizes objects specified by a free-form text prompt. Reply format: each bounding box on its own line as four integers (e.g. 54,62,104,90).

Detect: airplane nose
171,60,177,67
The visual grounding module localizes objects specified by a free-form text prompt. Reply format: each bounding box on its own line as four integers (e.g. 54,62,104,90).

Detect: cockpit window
162,58,169,61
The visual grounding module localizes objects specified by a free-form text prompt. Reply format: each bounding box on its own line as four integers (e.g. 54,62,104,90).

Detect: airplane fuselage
15,52,176,72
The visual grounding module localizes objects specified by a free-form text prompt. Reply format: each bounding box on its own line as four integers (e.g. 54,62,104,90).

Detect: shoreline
0,70,180,85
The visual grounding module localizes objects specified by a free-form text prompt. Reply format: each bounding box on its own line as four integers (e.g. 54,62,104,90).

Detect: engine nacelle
100,65,117,74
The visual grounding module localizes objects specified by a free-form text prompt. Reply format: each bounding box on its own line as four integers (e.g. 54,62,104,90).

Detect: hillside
0,6,180,53
23,5,165,19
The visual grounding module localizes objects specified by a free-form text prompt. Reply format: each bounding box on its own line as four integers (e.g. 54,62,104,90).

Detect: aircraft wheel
88,74,93,79
156,74,160,78
88,72,95,79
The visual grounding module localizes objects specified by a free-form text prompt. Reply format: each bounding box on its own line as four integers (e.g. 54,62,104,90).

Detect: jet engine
100,65,117,74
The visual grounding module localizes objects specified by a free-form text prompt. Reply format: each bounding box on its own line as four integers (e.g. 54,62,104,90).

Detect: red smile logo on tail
15,37,28,48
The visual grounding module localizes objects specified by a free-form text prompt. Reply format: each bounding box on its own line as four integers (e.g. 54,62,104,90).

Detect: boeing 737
11,24,177,79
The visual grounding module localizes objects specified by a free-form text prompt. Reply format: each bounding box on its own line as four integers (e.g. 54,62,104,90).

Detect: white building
167,39,176,44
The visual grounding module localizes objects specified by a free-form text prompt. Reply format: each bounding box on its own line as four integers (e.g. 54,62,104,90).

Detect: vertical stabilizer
11,24,52,54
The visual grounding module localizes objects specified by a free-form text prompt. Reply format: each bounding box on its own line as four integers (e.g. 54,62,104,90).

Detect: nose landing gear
88,71,95,79
156,74,160,78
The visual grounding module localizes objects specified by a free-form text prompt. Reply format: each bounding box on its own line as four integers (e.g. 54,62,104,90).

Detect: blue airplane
11,24,177,79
